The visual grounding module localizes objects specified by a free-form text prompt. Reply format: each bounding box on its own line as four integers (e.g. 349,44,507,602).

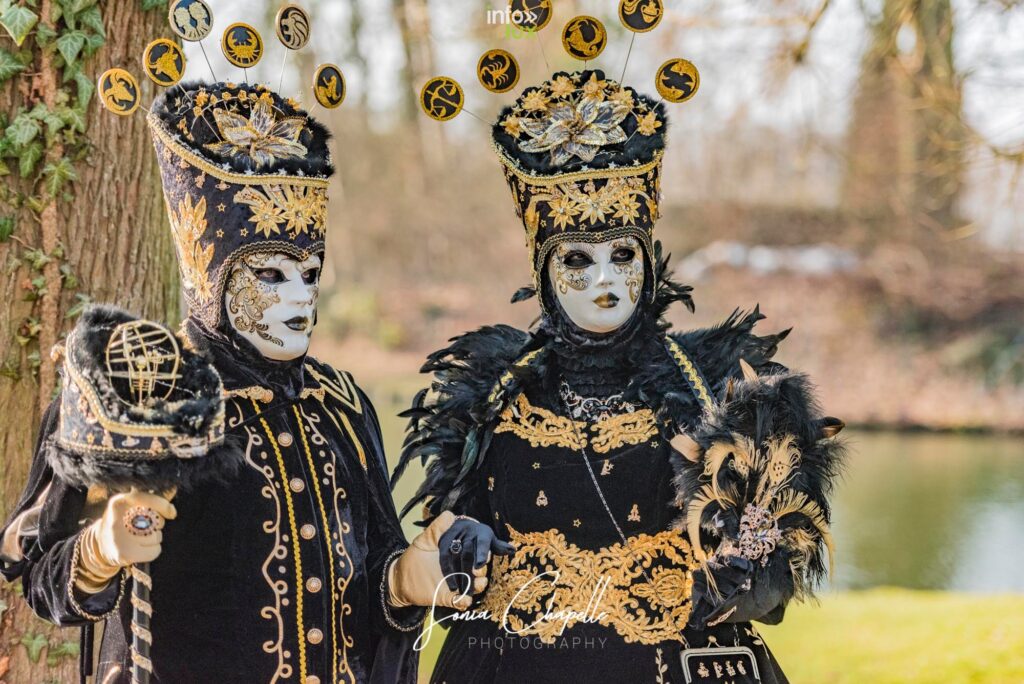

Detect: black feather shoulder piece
392,324,543,520
671,361,846,604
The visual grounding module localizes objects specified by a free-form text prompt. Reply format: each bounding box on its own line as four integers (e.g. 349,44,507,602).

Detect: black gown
399,304,796,684
1,321,422,684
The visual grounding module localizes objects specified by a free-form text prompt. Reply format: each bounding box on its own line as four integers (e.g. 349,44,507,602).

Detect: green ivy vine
0,0,161,381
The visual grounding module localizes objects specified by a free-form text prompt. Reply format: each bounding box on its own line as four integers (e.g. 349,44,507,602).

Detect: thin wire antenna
534,29,550,70
243,67,249,85
461,107,490,126
620,33,636,81
198,42,217,81
278,51,289,92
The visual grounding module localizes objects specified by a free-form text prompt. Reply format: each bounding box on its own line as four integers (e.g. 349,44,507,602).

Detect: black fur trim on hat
151,80,334,178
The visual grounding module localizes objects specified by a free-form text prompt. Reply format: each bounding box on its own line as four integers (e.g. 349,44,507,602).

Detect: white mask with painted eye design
223,252,322,361
546,236,644,334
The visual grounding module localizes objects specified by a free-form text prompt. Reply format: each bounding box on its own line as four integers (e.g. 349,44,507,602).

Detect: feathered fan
671,359,845,628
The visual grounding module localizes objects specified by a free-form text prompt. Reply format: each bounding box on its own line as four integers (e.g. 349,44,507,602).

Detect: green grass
757,589,1024,683
414,590,1024,683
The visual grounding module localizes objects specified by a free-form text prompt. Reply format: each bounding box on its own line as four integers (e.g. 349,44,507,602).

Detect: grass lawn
415,589,1024,683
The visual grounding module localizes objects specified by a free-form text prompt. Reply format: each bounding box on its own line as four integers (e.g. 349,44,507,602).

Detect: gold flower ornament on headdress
205,99,308,169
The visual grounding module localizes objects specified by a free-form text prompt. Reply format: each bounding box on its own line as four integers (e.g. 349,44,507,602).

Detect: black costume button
307,628,323,645
278,432,294,447
290,478,305,493
300,524,316,540
306,577,322,593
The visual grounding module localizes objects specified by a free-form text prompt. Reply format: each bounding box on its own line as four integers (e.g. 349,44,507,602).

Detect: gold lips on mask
594,293,619,309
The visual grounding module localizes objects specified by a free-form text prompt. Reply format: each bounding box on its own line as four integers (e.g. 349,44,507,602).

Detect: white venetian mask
223,251,322,361
546,236,644,334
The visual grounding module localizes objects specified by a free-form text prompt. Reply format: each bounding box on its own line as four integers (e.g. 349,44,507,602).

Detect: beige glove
387,511,475,611
74,488,177,594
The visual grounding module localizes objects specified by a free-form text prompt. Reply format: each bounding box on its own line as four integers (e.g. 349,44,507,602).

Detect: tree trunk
0,2,178,681
842,0,964,236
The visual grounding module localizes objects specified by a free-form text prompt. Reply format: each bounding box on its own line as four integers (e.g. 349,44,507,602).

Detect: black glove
438,517,515,595
688,554,791,629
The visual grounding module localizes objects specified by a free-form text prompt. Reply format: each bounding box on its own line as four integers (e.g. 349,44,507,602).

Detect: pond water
831,430,1024,592
379,393,1024,594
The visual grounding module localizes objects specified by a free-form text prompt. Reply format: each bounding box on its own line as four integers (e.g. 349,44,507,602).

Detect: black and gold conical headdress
417,1,699,290
96,2,348,329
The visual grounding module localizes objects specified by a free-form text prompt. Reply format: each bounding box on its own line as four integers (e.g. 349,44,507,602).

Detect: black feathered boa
393,242,793,519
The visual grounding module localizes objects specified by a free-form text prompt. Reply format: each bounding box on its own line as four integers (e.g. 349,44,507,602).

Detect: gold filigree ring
123,506,163,536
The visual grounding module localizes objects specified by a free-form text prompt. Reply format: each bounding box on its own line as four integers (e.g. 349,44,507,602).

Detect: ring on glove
123,506,163,536
448,538,463,555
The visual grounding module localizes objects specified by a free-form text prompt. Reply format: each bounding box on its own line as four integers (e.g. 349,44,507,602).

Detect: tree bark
0,3,178,681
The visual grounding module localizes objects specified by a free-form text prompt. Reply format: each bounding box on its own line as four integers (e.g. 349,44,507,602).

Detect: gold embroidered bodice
479,388,694,645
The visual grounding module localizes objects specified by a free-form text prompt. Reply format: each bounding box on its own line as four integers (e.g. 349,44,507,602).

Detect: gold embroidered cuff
68,531,128,621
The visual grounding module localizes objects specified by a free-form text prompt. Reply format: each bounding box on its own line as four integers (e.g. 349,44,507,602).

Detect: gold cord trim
294,405,340,684
149,115,329,189
493,140,663,186
666,338,714,412
256,402,307,682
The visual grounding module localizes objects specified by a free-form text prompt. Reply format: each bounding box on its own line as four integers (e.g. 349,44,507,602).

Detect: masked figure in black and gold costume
395,70,846,683
0,75,477,683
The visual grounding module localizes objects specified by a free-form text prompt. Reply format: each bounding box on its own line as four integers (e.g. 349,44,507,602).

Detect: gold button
306,577,322,593
306,677,321,684
289,478,305,493
300,524,316,540
307,628,323,645
278,432,294,447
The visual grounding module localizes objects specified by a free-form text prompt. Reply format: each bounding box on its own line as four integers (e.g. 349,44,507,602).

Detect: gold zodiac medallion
313,64,345,109
221,23,264,68
168,0,213,42
619,0,663,33
477,49,520,94
656,58,700,103
562,16,607,60
275,4,311,50
419,76,464,122
142,38,186,87
97,68,141,116
105,320,182,406
509,0,552,32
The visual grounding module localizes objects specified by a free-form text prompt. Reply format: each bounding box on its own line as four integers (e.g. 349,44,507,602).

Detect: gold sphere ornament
419,77,464,122
313,64,346,109
619,0,663,33
98,68,141,116
562,16,607,61
104,320,182,406
221,23,264,68
656,58,700,103
275,4,311,50
477,49,520,94
142,38,186,87
168,0,213,42
509,0,552,32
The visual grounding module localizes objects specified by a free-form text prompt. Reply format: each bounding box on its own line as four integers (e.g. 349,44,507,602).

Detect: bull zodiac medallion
313,64,346,109
143,39,186,87
619,0,663,33
97,68,141,116
168,0,212,42
562,16,607,60
221,23,264,68
420,77,464,122
275,4,311,50
656,58,700,103
477,49,520,94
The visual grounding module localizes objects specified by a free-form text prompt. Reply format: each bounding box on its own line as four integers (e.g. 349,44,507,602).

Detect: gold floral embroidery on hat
205,99,308,168
234,184,327,239
168,194,214,303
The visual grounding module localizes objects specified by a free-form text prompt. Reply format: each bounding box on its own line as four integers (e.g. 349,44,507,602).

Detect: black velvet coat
1,321,422,684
